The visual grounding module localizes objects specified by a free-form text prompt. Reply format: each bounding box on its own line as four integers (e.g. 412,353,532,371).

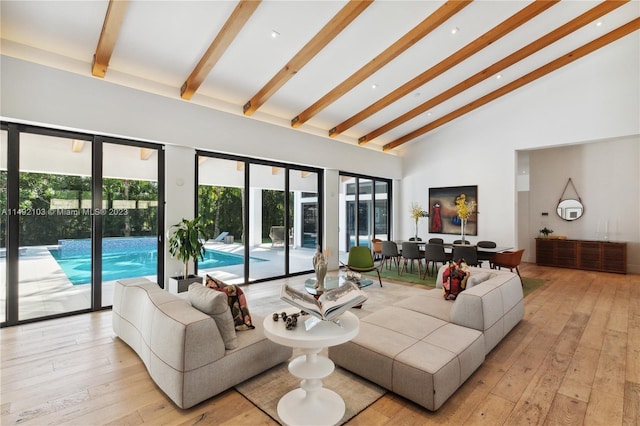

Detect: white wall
400,33,639,272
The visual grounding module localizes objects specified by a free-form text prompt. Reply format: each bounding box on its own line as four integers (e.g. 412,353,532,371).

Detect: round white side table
263,310,359,426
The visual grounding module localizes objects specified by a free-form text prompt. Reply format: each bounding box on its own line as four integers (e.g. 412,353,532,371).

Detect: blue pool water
49,237,262,285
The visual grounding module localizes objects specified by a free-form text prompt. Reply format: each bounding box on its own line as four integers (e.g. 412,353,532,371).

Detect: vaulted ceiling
1,1,638,154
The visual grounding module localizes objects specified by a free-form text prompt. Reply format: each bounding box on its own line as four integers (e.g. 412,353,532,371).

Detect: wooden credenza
536,238,627,274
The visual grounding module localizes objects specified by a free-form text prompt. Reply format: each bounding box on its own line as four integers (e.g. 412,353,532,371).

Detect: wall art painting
428,185,478,236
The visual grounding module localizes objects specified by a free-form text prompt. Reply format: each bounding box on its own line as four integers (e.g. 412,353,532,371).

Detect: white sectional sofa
112,278,292,409
328,266,524,411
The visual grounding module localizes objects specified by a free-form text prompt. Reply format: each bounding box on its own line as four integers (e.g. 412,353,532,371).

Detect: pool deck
0,242,342,322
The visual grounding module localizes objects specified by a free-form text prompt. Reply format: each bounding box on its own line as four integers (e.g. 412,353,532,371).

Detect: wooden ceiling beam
360,0,628,145
92,0,130,78
290,0,471,128
329,0,558,137
243,0,373,116
383,17,640,152
181,0,261,100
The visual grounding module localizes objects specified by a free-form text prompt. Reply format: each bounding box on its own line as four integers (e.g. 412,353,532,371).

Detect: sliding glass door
197,152,322,284
1,124,164,326
339,173,391,261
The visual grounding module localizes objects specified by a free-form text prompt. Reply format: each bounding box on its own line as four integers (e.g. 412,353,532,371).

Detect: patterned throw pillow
206,275,255,330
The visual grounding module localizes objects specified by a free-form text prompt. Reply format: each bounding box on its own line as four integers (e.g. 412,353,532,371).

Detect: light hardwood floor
1,263,639,425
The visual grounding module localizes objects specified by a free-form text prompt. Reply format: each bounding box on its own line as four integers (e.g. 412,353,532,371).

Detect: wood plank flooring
1,263,639,425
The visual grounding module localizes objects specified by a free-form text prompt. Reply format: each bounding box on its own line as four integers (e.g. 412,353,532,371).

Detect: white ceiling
1,0,639,154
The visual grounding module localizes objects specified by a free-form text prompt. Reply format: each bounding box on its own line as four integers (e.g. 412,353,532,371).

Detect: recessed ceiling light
427,112,432,117
451,27,460,35
271,30,280,38
596,21,603,27
371,83,378,89
496,74,502,80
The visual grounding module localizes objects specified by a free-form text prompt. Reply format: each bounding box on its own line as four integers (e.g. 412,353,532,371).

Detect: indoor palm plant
168,216,209,292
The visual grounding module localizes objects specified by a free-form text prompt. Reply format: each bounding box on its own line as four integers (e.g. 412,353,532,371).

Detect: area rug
235,361,386,425
365,267,546,298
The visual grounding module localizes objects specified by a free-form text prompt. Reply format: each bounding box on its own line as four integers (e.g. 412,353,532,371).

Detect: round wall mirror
557,199,584,221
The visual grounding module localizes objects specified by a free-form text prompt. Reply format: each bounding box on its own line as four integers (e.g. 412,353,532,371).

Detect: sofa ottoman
329,305,485,411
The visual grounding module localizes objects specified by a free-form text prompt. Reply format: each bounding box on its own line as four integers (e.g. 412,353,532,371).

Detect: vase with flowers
454,194,476,243
539,227,553,238
409,203,429,240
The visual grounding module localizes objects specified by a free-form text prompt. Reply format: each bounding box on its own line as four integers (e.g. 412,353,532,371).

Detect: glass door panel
0,129,7,323
359,178,373,249
19,133,92,320
290,170,318,274
375,181,389,240
102,143,159,307
198,157,246,284
250,164,285,280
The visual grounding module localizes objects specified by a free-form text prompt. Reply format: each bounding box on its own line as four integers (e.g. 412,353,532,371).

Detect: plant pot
168,274,203,293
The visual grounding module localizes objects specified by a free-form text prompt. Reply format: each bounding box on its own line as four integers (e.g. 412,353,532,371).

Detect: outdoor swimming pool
49,237,261,285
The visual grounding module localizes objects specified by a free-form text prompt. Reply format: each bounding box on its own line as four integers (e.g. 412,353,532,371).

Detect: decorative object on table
167,216,209,292
280,282,367,322
409,202,429,240
442,259,470,300
454,193,476,243
272,311,308,330
312,246,328,292
539,226,553,238
344,270,361,283
428,186,478,236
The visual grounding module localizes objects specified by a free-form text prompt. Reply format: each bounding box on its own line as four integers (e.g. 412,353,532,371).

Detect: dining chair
400,241,423,277
371,238,383,262
381,241,401,272
453,239,471,245
423,243,449,278
477,240,497,268
451,245,479,267
409,237,422,241
492,249,525,286
428,237,444,244
341,246,382,287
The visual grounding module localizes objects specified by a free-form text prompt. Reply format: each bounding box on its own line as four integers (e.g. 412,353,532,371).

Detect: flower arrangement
455,194,476,220
409,203,428,238
539,226,554,237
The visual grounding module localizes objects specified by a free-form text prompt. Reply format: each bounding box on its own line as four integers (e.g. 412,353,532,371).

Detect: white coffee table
263,309,359,426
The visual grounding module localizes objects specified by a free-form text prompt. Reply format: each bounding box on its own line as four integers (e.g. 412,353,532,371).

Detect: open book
280,282,368,322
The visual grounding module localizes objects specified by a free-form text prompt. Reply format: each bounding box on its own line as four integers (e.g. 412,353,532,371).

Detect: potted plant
168,216,209,293
539,226,554,238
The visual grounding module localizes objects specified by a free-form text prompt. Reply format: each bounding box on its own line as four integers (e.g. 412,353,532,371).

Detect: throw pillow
467,272,491,289
206,275,255,331
188,282,238,350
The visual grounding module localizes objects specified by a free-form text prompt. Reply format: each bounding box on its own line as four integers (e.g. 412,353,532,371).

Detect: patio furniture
269,226,286,247
210,231,229,243
492,249,525,285
381,241,401,272
341,246,382,287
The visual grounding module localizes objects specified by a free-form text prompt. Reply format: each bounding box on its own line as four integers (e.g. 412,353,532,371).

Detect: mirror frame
557,199,584,221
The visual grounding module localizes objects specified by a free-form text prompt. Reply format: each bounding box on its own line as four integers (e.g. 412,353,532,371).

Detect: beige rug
235,360,386,425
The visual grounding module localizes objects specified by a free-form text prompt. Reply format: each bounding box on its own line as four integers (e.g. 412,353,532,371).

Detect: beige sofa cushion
188,282,238,350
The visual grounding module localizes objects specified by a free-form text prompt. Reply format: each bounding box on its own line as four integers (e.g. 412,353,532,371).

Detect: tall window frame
196,151,323,284
1,122,165,327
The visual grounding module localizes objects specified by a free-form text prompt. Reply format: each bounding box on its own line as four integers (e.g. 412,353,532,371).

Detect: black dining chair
381,240,401,272
451,245,479,267
453,239,471,245
477,240,497,268
409,237,422,241
423,243,449,278
400,241,423,277
428,237,444,244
